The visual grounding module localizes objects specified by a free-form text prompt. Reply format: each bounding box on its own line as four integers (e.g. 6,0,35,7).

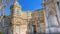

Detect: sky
4,0,42,15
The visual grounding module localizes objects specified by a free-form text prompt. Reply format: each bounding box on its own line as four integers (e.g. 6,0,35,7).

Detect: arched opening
48,11,58,27
33,25,36,33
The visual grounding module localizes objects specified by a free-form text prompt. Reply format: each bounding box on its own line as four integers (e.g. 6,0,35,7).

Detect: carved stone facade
10,1,46,34
0,0,60,34
43,0,60,33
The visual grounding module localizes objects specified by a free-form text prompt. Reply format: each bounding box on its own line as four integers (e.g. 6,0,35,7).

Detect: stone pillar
55,2,60,24
13,25,16,34
44,9,48,33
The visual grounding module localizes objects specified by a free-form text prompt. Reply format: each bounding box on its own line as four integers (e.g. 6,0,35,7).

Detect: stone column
55,2,60,24
44,8,48,33
13,25,16,34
